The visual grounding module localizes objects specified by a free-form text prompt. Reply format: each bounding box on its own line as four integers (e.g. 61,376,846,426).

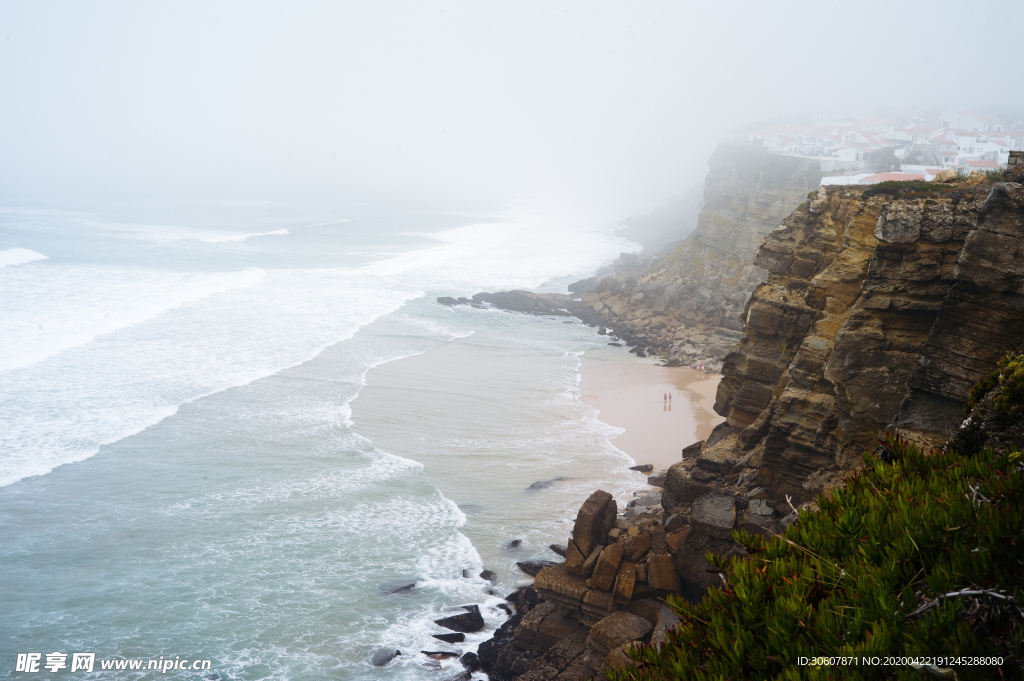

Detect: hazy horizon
3,1,1023,216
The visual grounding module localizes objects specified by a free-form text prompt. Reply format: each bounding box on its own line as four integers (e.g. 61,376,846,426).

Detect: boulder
613,561,637,604
623,532,652,562
459,652,480,672
506,586,544,613
966,170,987,186
479,569,498,583
516,560,556,577
934,168,957,183
690,494,737,539
435,605,485,633
591,542,623,591
507,539,522,548
549,544,568,558
436,297,460,306
432,633,465,644
588,611,654,655
629,463,654,472
570,490,616,557
647,554,682,598
370,649,401,666
581,545,602,578
564,540,586,576
422,651,460,660
661,462,714,510
534,563,589,602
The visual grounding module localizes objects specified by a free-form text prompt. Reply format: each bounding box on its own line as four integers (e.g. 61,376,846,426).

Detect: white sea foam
0,267,421,486
0,266,267,372
0,247,48,268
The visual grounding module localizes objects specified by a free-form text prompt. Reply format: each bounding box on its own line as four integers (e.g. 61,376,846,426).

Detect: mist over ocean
0,201,652,680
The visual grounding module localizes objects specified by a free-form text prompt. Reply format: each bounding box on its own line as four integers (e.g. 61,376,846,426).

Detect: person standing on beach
668,392,672,403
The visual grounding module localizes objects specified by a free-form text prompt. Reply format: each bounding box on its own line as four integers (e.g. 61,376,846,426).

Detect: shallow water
0,200,672,680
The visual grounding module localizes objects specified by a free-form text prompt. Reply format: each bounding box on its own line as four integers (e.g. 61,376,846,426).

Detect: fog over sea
0,201,668,681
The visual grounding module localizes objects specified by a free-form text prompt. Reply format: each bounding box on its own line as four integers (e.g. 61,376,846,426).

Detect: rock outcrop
715,181,1024,504
476,179,1024,681
451,143,821,370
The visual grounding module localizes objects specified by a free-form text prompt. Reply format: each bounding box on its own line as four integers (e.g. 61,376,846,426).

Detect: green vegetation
612,358,1024,680
867,147,902,172
861,181,955,200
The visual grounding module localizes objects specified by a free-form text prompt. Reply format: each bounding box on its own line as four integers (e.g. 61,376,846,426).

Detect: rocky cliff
453,144,822,370
470,178,1024,681
715,180,1024,505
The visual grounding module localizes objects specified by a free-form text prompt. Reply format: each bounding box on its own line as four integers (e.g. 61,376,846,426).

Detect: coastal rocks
628,463,653,472
568,490,617,561
893,182,1024,450
472,291,572,316
517,561,557,577
434,605,485,633
714,182,1004,503
370,649,402,666
433,632,466,643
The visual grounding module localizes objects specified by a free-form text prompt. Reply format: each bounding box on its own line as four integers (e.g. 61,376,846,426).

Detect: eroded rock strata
473,179,1024,681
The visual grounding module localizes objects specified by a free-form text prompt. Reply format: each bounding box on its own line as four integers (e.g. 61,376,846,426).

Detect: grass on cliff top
860,180,957,200
611,353,1024,680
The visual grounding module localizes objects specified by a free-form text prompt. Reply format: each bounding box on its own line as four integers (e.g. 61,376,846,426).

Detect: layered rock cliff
472,178,1024,681
715,180,1024,504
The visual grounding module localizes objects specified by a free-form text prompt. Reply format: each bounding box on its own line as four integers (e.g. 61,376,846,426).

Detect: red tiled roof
966,160,999,168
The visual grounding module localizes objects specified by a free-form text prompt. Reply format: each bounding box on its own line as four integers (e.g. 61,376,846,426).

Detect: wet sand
580,350,725,470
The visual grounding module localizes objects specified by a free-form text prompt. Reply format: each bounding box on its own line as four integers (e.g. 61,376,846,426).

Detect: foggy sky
2,1,1022,213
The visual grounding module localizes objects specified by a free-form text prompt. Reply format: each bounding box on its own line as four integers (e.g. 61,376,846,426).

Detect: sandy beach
580,349,725,471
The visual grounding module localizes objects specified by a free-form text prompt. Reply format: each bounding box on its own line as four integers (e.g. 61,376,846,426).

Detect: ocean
0,200,658,680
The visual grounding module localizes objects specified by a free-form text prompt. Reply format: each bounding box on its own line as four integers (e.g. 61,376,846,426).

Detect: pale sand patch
580,350,725,470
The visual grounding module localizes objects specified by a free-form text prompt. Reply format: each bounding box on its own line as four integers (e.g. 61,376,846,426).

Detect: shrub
612,432,1024,680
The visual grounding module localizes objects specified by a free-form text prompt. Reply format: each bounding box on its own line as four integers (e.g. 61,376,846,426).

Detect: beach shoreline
579,348,725,472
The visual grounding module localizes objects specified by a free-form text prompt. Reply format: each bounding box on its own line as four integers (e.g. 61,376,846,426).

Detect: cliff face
715,182,1024,503
577,143,821,368
469,177,1024,681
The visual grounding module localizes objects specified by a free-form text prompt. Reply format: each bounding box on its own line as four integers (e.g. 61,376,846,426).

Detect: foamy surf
0,247,48,267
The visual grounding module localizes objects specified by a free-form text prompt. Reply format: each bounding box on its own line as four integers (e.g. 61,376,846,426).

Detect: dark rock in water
636,349,647,358
432,632,465,644
549,544,567,557
444,671,472,681
472,290,572,316
436,297,459,306
608,342,623,347
568,276,598,295
496,603,512,615
505,585,544,613
462,568,471,578
526,476,567,493
386,581,417,594
629,347,638,354
460,652,481,672
470,303,485,309
457,297,471,304
598,326,608,335
479,569,498,583
422,651,461,660
479,590,543,680
507,539,522,548
434,606,485,633
370,649,401,666
629,464,654,472
515,560,556,577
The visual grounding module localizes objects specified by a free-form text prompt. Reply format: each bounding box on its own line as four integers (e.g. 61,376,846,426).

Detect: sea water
0,201,658,680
